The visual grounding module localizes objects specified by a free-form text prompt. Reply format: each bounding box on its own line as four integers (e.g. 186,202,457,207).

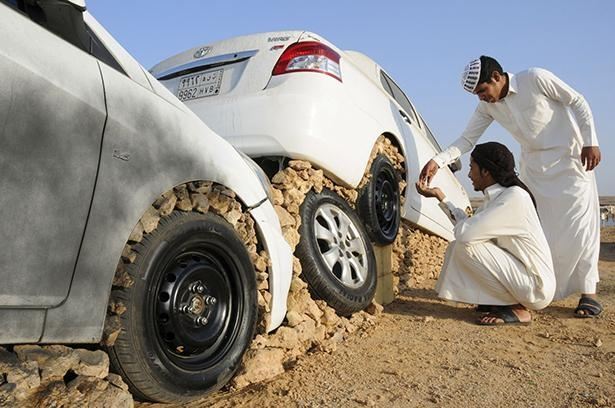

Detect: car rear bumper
186,76,383,188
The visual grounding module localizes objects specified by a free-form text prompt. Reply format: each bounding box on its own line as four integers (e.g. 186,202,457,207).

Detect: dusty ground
144,227,615,408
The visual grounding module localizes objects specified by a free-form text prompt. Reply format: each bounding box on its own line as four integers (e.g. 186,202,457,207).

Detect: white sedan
152,31,471,313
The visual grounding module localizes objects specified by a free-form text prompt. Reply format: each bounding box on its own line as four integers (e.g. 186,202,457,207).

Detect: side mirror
448,158,462,173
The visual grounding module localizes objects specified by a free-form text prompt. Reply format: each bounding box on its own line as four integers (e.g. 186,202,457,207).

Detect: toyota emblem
193,47,211,59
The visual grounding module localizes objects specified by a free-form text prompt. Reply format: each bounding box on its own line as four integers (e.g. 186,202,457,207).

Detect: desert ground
144,227,614,408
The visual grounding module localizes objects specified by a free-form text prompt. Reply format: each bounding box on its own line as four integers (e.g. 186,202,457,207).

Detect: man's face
474,71,506,103
468,158,488,191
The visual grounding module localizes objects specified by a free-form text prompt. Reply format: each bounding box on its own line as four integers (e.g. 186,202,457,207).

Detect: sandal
476,307,531,326
475,305,500,313
574,296,603,318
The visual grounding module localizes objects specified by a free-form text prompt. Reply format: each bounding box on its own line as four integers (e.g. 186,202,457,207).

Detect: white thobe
433,68,600,299
436,184,556,310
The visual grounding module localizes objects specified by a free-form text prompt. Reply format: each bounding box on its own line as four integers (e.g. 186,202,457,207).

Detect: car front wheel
107,211,257,403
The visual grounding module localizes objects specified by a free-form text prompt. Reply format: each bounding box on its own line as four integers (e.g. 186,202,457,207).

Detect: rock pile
0,345,132,407
391,221,449,293
105,181,273,344
0,135,449,404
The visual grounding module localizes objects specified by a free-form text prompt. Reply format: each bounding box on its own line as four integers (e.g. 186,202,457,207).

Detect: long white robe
436,184,556,310
433,68,600,300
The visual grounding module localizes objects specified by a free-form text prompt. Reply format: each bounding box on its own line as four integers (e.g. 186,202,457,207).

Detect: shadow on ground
385,287,476,324
600,242,615,262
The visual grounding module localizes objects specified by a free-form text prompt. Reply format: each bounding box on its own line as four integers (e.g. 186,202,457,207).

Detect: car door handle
399,110,412,124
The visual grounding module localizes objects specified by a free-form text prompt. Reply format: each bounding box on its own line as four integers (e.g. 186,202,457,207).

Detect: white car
0,1,291,403
152,31,471,313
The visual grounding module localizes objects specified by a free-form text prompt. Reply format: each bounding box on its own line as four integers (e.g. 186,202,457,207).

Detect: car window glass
4,0,89,51
418,114,443,152
381,71,422,129
86,24,127,76
379,72,394,97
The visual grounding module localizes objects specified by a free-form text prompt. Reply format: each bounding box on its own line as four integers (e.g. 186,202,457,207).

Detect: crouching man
416,142,555,325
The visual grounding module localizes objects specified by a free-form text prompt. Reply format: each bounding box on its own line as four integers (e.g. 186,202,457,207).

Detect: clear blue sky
88,0,614,195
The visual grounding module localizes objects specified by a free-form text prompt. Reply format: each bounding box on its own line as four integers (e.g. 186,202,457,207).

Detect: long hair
470,142,537,209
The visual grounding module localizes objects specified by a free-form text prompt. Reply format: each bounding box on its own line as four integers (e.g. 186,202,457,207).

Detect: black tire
296,189,376,316
106,212,257,403
358,155,401,245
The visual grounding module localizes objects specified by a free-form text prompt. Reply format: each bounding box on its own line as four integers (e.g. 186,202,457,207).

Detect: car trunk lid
150,31,303,101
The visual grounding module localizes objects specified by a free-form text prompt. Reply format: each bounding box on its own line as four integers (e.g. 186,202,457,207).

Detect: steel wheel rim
150,240,242,371
313,203,369,289
374,170,398,237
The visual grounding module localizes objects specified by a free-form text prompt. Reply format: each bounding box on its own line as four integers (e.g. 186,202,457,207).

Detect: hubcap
313,203,368,289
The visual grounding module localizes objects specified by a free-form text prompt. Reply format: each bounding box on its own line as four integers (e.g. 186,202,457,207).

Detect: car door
379,71,467,230
0,2,106,307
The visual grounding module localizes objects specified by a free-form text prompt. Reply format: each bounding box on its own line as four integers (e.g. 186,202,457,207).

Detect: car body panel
0,5,106,308
152,31,471,241
0,6,293,343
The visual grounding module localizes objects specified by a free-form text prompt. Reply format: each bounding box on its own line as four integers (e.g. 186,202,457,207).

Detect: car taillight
272,41,342,82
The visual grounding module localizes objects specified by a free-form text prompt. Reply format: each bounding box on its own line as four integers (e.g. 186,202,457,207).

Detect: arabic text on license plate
177,69,223,101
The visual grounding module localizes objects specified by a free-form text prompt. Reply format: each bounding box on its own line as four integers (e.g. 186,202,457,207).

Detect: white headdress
461,58,481,93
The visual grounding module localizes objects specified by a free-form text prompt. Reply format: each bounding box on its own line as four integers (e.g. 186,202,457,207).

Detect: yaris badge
193,47,212,59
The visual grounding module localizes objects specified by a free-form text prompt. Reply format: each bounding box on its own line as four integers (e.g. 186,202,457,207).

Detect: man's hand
419,159,439,185
415,180,445,202
581,146,601,171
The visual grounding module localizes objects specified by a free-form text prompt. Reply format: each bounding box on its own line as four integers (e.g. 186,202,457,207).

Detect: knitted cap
461,58,481,93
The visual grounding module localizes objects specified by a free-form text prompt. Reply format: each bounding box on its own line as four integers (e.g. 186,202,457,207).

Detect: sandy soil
144,227,615,408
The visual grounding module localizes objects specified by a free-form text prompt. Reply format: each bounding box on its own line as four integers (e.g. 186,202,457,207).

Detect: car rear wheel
358,155,401,245
296,189,376,316
106,211,257,403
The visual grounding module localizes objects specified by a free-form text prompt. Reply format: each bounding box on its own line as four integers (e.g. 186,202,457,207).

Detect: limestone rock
127,221,143,243
74,350,109,379
158,193,177,216
191,193,210,213
140,206,160,234
231,348,285,389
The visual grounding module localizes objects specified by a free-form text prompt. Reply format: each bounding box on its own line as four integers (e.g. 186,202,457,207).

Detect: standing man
416,142,555,325
420,56,602,317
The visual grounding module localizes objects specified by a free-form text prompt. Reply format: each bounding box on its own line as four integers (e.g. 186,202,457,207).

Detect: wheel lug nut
190,281,205,293
180,305,192,314
204,296,217,305
195,316,208,326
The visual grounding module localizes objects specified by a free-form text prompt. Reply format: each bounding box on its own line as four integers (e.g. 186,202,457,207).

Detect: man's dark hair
478,56,504,85
470,142,537,209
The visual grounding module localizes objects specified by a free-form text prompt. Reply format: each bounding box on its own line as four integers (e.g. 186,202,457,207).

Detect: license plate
176,69,223,101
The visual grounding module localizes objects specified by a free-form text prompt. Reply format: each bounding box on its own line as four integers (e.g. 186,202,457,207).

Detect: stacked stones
105,181,273,343
230,137,406,388
1,136,449,403
0,345,132,407
392,220,448,293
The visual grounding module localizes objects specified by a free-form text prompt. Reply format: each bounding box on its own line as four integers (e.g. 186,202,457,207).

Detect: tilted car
0,1,292,403
151,30,471,313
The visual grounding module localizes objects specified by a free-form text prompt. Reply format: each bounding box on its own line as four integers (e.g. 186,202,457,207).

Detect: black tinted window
86,24,126,75
381,71,421,128
418,114,442,152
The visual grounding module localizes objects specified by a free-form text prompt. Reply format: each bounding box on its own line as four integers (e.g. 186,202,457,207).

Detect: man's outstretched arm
420,105,493,184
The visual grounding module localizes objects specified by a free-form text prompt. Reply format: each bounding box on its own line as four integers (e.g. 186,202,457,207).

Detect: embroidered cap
461,58,481,93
